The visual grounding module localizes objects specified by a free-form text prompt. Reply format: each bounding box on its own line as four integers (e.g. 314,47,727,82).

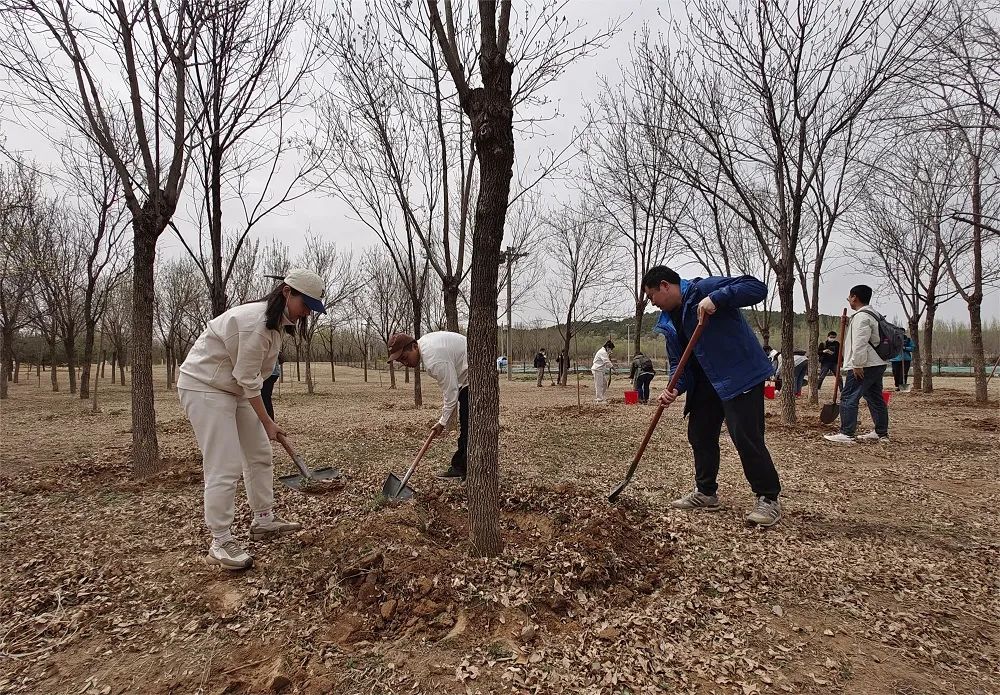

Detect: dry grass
1,365,997,694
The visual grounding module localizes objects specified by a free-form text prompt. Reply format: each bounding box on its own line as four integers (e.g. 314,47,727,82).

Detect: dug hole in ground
0,366,997,694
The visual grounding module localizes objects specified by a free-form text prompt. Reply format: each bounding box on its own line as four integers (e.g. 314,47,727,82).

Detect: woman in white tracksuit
177,269,326,570
591,340,615,403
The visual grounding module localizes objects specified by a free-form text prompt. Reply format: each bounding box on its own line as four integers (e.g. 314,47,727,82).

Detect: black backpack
533,352,545,368
639,356,654,373
859,308,905,361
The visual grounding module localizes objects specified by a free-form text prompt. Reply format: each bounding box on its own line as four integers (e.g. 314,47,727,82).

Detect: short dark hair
850,284,873,304
604,340,615,350
827,331,837,338
641,266,681,290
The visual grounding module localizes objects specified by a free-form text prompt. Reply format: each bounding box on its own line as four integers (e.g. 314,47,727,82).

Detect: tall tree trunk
633,301,644,356
63,330,78,395
444,281,461,333
777,280,796,424
411,296,423,407
49,339,59,392
0,329,11,399
969,302,986,402
922,306,936,393
908,316,921,390
389,360,396,389
405,366,410,384
806,304,820,405
80,314,96,399
101,350,107,379
13,358,20,383
130,220,161,477
110,350,117,384
362,351,368,383
210,137,227,317
305,339,314,395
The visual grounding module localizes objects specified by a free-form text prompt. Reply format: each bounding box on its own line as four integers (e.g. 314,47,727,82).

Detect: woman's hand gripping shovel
820,308,849,425
381,429,436,502
608,315,707,503
277,434,343,492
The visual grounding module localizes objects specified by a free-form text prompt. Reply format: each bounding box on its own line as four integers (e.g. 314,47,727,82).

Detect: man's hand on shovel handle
430,422,445,436
658,388,679,408
697,296,717,321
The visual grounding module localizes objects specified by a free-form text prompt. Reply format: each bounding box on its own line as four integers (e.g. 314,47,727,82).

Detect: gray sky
3,0,996,328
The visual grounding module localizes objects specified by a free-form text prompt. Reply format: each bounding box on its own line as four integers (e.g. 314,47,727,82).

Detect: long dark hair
260,283,308,338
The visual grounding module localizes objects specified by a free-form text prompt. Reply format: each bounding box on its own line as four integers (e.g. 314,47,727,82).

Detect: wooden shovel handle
832,308,848,403
276,433,296,459
395,429,437,494
632,315,708,463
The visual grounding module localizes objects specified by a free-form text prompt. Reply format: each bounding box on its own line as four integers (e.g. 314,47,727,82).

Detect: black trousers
451,386,469,474
891,360,911,387
261,374,279,420
687,381,781,499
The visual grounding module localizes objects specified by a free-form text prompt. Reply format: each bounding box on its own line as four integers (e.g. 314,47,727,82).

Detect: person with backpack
816,331,842,392
824,284,892,445
533,348,547,387
630,351,656,404
890,334,914,392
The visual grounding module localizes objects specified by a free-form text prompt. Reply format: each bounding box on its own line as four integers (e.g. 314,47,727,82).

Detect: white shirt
178,302,292,399
592,347,612,372
419,331,468,428
842,307,888,370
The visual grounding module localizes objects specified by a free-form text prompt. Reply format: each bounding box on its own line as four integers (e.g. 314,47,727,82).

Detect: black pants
261,374,279,420
687,381,781,499
817,362,842,391
634,373,654,403
451,386,469,474
891,360,911,387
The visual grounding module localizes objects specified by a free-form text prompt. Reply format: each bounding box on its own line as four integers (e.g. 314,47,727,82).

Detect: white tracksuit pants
592,369,609,401
179,388,274,535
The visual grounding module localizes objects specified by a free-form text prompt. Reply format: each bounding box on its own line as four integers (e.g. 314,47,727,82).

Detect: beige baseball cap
283,268,326,314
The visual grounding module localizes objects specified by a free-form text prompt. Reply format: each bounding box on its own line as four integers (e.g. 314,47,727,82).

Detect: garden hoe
277,434,342,491
820,308,849,425
381,430,436,501
608,315,707,504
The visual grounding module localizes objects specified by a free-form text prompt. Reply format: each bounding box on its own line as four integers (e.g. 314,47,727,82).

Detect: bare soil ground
1,367,998,695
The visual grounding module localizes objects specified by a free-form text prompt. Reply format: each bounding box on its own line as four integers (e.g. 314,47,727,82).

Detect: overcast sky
3,0,996,329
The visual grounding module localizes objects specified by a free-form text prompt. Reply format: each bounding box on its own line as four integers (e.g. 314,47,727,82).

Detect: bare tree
920,0,1000,402
60,137,130,400
3,0,204,475
357,250,410,389
0,159,41,399
582,28,681,355
649,0,931,423
543,201,614,385
155,257,204,387
175,0,328,317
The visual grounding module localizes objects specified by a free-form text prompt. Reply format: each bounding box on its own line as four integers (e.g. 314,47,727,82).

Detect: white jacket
842,307,888,370
591,348,612,372
178,302,291,399
419,331,468,428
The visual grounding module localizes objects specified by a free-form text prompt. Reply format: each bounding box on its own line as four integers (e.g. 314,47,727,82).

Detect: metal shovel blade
381,472,415,501
819,402,840,425
608,460,639,503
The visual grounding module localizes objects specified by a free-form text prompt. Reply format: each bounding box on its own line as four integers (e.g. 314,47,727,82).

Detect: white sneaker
856,430,880,441
250,516,302,540
824,433,856,445
206,540,253,570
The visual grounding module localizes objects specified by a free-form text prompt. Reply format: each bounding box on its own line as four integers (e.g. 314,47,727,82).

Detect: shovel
609,315,707,503
381,430,436,501
820,308,849,425
277,434,342,491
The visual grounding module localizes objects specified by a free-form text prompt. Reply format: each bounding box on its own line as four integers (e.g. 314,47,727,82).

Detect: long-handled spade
382,430,436,501
608,315,707,504
277,434,342,491
820,308,849,425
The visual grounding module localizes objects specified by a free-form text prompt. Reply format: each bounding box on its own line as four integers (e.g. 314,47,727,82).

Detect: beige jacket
178,302,291,399
841,307,888,370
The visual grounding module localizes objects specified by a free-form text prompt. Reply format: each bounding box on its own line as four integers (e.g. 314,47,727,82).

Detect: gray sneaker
206,540,253,570
250,516,302,540
746,497,782,528
670,490,721,511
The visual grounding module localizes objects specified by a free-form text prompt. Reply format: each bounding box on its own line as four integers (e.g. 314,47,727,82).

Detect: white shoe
250,516,302,540
856,430,880,441
824,433,856,445
206,540,253,570
746,496,782,527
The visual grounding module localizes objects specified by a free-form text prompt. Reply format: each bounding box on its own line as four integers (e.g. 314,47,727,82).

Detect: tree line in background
2,0,999,557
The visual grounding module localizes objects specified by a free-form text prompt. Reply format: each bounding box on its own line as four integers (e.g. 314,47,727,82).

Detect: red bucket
764,384,776,400
624,390,639,405
882,390,892,405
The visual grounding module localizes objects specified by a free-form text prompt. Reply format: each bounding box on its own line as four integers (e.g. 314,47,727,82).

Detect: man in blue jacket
642,266,782,527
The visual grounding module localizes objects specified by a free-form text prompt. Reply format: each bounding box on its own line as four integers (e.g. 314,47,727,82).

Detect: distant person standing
533,348,547,387
824,284,890,445
496,354,507,373
776,351,809,396
630,351,656,404
816,331,842,391
890,334,914,391
591,340,615,403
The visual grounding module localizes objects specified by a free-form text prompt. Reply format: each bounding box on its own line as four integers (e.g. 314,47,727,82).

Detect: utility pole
499,245,528,382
